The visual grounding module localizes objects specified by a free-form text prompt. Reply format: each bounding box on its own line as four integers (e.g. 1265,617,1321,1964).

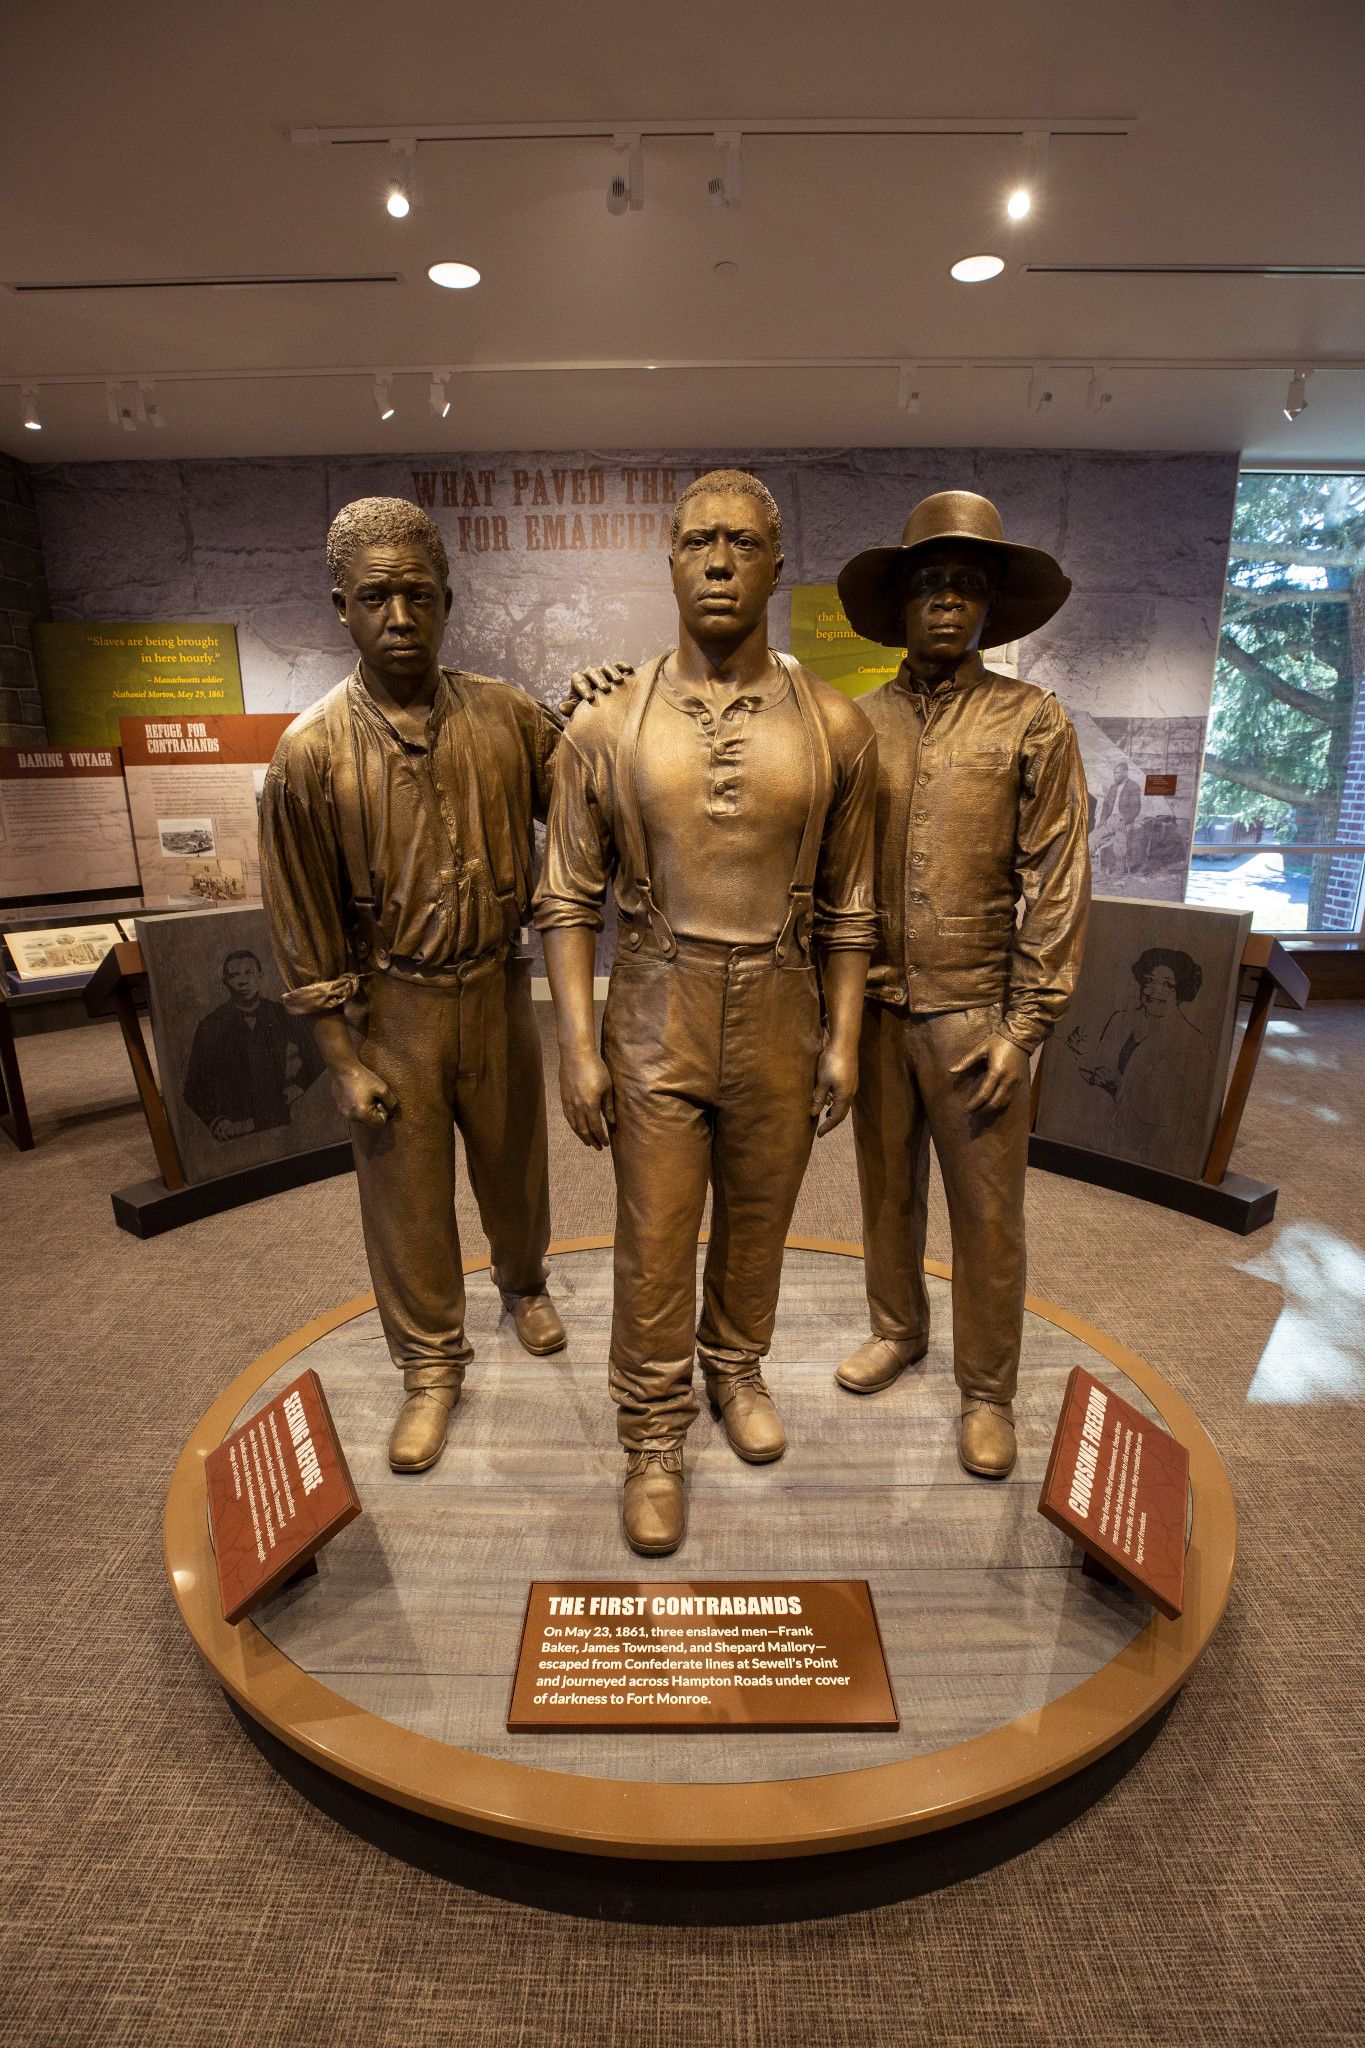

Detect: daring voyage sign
507,1580,899,1732
1038,1364,1190,1619
205,1369,361,1624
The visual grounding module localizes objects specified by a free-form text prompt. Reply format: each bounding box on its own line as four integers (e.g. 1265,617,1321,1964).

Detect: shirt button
914,812,927,825
917,773,931,786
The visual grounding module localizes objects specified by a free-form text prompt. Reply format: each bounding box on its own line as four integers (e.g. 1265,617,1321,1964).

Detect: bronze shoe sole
707,1398,787,1463
957,1444,1015,1480
514,1330,568,1356
388,1439,447,1475
834,1347,927,1395
623,1528,685,1556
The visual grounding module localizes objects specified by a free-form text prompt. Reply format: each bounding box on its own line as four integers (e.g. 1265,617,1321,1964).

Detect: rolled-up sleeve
1001,696,1091,1052
259,748,360,1015
813,731,880,952
532,729,615,933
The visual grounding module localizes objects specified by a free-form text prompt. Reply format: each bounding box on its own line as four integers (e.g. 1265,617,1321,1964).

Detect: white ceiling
3,0,1364,463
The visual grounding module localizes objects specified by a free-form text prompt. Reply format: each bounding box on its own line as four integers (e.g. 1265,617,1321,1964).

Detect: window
1186,470,1365,937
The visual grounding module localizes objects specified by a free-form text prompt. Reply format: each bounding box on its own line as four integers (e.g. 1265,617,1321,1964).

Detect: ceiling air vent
6,273,403,292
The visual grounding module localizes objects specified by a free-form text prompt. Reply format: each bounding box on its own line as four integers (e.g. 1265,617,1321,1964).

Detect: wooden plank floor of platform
165,1239,1236,1863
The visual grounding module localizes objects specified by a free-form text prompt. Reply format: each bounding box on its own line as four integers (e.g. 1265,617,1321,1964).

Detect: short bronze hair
670,468,783,553
326,496,450,588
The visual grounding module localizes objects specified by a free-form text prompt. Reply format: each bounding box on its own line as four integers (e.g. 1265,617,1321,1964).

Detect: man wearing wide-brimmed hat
833,490,1090,1477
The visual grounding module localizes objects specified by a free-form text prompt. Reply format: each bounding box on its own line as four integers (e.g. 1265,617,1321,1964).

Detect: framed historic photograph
136,905,346,1186
1034,896,1251,1181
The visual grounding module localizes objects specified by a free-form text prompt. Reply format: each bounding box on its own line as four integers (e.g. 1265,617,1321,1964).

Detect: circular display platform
165,1239,1236,1863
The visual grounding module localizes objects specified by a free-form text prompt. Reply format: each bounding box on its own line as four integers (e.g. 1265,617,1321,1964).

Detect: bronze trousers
349,959,551,1390
603,938,824,1452
853,1002,1029,1402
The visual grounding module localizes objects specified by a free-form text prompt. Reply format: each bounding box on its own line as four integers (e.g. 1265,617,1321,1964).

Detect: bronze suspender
324,676,383,968
772,652,833,963
615,653,677,957
615,651,833,960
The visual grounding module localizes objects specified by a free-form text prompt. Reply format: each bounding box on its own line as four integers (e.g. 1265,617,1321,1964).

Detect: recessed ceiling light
21,386,41,431
386,186,411,219
428,261,481,290
951,254,1005,283
714,260,739,280
1006,188,1032,221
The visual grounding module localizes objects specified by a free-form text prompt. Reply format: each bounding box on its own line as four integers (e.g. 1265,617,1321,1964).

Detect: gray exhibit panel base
1027,1133,1277,1234
112,1140,355,1237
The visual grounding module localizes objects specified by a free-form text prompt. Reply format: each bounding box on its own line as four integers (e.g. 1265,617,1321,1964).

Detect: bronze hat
836,489,1071,650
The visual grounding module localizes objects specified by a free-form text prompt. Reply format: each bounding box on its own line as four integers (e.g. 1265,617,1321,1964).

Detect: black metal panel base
1028,1134,1277,1235
224,1692,1176,1926
111,1142,355,1237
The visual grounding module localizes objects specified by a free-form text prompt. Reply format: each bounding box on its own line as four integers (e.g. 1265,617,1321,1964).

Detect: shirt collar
655,652,791,720
893,651,988,702
349,663,454,752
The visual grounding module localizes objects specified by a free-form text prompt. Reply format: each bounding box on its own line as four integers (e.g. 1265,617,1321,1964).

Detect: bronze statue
260,497,570,1475
834,491,1090,1476
536,470,877,1555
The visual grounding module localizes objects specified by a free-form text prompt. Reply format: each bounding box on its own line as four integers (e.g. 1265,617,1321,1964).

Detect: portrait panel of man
137,906,347,1186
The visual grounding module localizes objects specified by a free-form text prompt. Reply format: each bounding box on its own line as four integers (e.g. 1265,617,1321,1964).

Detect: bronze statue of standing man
536,470,877,1555
260,497,567,1475
834,491,1090,1477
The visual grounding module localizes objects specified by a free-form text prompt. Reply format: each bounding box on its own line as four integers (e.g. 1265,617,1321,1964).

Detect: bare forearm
543,928,598,1050
311,1012,362,1076
819,948,870,1052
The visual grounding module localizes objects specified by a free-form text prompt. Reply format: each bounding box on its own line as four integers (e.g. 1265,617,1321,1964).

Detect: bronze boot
958,1396,1017,1478
388,1385,458,1473
835,1334,927,1394
501,1288,567,1356
704,1367,787,1464
622,1448,686,1555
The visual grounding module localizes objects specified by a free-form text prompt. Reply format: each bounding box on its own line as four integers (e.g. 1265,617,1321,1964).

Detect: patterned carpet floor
2,1000,1362,2046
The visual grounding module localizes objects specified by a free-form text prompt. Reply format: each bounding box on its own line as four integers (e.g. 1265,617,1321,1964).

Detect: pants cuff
619,1428,692,1455
402,1362,466,1392
492,1260,550,1298
697,1345,762,1382
871,1321,929,1347
957,1376,1018,1403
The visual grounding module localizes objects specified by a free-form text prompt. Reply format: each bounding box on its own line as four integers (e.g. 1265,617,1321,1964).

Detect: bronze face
900,543,1001,675
331,541,453,698
669,491,783,656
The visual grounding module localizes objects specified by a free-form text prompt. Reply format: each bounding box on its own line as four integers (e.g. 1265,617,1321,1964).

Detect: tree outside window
1192,471,1365,933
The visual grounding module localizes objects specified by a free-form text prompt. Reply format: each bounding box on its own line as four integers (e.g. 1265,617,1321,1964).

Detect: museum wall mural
28,447,1238,903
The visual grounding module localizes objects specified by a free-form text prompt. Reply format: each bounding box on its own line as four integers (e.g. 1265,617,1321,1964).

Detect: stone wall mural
29,447,1239,902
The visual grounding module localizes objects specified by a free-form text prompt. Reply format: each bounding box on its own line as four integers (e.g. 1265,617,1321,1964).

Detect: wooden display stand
1029,934,1310,1234
84,941,354,1238
0,907,144,1152
0,999,35,1151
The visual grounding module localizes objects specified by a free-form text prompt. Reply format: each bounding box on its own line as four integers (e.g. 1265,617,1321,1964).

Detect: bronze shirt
860,654,1090,1050
534,655,878,952
261,666,560,1014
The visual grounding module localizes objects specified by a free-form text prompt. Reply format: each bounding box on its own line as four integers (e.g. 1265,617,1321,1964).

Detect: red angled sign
1038,1364,1190,1619
204,1369,360,1625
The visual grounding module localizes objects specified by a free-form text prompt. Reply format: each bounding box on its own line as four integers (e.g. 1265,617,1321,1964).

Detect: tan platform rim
164,1236,1237,1863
